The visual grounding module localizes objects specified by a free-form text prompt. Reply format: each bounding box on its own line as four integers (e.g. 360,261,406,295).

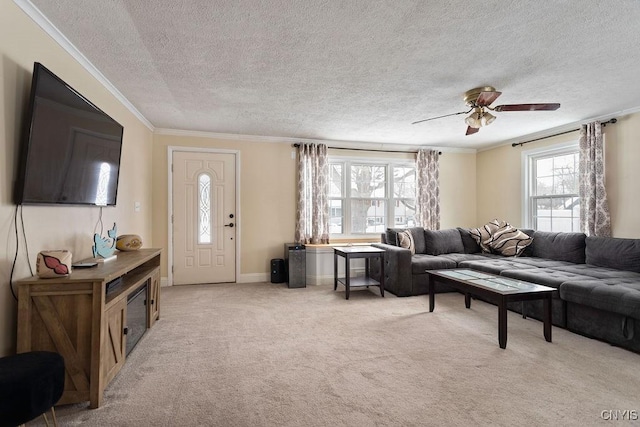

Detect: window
328,163,344,234
329,159,415,236
524,144,580,232
198,173,211,244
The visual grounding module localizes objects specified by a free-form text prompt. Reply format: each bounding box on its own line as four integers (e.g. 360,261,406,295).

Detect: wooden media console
16,248,162,408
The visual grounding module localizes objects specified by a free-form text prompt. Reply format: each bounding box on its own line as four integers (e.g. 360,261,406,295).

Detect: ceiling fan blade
466,126,479,136
412,109,471,125
476,90,502,107
494,103,560,112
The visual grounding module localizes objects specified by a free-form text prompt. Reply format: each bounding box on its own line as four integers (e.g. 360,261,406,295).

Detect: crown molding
154,128,476,154
14,0,155,131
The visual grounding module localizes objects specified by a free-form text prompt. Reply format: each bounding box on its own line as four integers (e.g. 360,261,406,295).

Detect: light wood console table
16,248,162,408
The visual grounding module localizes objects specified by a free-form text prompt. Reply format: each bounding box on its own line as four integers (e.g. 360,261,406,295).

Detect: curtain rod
292,144,442,155
511,118,618,148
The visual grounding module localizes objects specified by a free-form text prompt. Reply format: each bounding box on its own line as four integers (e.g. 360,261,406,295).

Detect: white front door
172,151,236,285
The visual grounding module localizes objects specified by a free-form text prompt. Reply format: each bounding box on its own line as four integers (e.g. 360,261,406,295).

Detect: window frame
521,141,580,231
328,156,416,238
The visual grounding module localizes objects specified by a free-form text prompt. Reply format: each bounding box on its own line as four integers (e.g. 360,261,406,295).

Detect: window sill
305,238,381,248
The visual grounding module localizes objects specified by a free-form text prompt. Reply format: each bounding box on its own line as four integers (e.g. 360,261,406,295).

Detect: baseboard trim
238,273,269,283
163,270,365,286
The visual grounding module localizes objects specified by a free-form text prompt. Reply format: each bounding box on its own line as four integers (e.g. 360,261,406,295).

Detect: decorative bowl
116,234,143,251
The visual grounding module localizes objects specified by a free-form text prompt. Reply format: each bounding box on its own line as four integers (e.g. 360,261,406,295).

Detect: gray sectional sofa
370,227,640,353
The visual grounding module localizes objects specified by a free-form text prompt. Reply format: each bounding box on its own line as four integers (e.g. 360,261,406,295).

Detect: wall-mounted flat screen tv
14,62,124,206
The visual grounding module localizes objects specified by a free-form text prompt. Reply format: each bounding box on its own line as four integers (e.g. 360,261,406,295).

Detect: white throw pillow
487,225,533,257
398,230,416,255
469,219,501,253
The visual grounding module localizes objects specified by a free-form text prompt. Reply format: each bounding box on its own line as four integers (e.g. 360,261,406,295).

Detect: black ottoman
0,351,65,427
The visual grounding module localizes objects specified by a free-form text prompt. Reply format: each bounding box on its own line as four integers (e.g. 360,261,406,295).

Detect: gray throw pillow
424,229,465,255
385,228,402,246
457,227,481,254
407,227,427,254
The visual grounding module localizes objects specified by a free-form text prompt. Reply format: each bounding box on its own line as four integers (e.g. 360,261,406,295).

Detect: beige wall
0,0,154,356
605,113,640,237
152,134,298,279
477,112,640,237
440,152,476,229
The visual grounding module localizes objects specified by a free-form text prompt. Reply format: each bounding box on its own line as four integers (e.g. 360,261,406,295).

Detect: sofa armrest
371,243,413,296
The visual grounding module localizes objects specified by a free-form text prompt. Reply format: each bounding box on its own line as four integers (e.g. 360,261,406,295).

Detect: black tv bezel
14,62,124,207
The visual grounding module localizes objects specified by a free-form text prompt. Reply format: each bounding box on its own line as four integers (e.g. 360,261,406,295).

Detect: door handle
225,223,235,228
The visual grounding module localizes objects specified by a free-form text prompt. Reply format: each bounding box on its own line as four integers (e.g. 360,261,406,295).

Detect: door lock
225,223,235,228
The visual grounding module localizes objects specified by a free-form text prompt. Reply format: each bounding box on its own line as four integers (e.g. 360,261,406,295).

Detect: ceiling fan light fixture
411,86,560,137
465,109,482,128
481,111,496,126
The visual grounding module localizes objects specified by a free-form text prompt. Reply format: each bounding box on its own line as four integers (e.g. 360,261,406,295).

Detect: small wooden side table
333,246,385,300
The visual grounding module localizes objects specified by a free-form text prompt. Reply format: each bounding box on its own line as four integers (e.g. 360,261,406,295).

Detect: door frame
167,146,241,286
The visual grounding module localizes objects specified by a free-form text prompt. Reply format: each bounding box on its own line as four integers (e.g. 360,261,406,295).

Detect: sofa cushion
439,253,497,264
500,268,596,289
411,254,457,274
552,264,640,280
530,231,586,264
585,236,640,273
503,257,575,269
424,228,465,255
397,230,416,255
457,258,538,275
457,227,481,254
486,225,533,257
559,278,640,318
469,219,501,252
519,229,535,237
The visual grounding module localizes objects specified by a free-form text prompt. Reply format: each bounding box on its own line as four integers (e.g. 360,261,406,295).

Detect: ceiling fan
412,86,560,135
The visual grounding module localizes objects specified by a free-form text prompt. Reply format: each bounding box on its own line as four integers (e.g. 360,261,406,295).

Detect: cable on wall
9,205,20,300
20,206,34,277
94,206,104,237
9,205,36,301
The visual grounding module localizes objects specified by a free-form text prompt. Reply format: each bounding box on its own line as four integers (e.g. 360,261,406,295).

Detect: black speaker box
270,258,286,283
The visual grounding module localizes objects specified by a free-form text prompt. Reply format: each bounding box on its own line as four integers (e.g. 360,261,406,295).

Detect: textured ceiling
25,0,640,149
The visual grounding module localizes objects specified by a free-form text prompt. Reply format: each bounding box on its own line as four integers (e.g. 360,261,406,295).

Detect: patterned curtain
415,149,440,230
579,122,611,237
295,143,330,244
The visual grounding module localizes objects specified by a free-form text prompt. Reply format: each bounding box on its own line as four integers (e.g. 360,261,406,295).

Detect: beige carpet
42,282,639,426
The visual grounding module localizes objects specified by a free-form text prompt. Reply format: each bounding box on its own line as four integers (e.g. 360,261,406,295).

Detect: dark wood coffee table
427,269,556,349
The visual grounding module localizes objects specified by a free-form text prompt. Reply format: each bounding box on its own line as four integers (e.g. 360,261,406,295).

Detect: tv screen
14,62,124,206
